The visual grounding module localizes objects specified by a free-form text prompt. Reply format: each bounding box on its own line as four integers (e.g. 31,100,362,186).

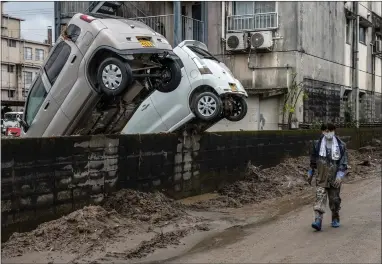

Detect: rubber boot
331,212,340,228
312,211,323,231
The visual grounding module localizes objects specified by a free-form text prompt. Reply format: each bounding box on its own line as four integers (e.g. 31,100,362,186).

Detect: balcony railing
227,12,278,32
132,14,204,45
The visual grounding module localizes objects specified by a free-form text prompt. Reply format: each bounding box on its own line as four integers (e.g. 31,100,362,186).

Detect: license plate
138,39,154,47
229,83,238,92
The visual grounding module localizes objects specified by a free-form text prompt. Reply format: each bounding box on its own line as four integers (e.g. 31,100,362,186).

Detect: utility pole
173,1,181,47
352,1,359,128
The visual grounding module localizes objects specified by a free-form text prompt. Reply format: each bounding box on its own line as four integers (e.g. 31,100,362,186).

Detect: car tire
154,58,182,93
192,91,223,122
97,57,133,97
225,96,248,122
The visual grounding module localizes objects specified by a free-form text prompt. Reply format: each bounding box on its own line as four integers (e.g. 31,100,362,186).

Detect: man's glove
306,169,314,185
333,171,345,188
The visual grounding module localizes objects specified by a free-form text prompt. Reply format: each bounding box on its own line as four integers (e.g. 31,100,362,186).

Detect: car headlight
192,57,212,75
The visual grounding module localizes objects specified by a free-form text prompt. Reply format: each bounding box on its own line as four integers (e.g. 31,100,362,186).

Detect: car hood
202,59,247,94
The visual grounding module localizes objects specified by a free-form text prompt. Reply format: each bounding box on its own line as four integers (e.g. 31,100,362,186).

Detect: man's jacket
310,135,348,187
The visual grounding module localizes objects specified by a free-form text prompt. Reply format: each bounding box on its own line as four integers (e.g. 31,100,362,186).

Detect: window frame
43,40,72,85
7,39,16,47
35,48,45,61
233,1,276,16
24,71,33,85
24,47,32,60
345,18,351,45
24,73,48,127
359,25,367,45
7,65,14,73
8,90,15,98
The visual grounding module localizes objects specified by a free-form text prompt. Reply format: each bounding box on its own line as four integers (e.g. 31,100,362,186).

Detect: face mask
325,132,334,140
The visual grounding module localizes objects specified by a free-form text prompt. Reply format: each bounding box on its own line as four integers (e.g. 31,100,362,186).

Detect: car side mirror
17,117,29,132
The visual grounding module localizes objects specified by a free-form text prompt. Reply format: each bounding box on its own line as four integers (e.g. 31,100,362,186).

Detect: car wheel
225,96,248,122
97,57,132,97
192,92,223,121
153,58,182,93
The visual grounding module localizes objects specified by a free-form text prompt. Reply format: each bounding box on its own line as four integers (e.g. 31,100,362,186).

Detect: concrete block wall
1,128,381,240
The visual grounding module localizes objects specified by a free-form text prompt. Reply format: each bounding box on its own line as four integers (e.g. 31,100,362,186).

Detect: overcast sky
3,1,54,43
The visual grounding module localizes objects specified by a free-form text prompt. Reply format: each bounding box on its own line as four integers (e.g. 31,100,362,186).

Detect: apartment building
55,1,382,130
1,3,51,112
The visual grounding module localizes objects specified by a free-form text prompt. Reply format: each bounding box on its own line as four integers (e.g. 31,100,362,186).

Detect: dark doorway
192,3,202,41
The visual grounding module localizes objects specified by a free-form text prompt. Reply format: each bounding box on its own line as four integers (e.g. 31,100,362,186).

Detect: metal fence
132,14,204,45
227,12,278,32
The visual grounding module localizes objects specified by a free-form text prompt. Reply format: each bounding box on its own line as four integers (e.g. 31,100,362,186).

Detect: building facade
1,3,51,112
54,1,382,130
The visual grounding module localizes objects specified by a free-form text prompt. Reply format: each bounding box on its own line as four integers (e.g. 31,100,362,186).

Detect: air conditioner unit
225,32,248,51
375,40,382,54
250,31,273,50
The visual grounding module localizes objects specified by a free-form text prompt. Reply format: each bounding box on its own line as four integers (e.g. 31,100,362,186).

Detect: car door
120,96,168,134
22,72,62,137
44,38,84,106
150,49,194,130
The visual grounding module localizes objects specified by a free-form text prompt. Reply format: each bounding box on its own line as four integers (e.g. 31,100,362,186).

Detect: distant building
1,2,51,112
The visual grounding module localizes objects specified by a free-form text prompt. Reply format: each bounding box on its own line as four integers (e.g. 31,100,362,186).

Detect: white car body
121,40,248,134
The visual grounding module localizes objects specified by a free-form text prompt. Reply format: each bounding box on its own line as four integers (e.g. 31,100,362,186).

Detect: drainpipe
371,14,376,123
173,1,181,47
352,1,359,128
201,1,208,45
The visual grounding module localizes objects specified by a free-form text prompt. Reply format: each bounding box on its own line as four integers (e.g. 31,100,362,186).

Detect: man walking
307,123,348,231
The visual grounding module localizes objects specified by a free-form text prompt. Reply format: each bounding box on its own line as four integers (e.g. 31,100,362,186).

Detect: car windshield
24,74,48,126
186,45,219,62
4,113,20,121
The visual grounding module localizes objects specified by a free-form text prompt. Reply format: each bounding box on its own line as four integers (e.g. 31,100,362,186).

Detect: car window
44,41,72,85
186,45,219,62
66,24,81,42
25,75,48,126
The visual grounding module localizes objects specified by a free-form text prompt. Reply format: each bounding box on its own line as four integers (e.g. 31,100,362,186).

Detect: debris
1,206,130,258
103,189,187,224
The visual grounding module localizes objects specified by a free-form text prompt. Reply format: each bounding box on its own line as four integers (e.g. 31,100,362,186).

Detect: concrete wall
2,128,381,240
1,38,22,64
1,17,21,39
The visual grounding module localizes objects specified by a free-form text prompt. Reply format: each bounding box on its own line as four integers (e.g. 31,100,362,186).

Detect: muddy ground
2,147,381,263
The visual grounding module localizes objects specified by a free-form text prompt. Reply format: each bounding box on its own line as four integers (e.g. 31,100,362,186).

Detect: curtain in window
232,1,276,31
234,1,275,15
234,1,254,15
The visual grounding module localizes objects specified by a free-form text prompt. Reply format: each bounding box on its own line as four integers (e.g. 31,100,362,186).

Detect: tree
281,72,308,129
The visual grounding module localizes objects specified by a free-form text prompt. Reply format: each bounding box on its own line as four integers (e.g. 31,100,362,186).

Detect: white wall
259,96,280,130
344,44,352,87
208,96,259,131
372,1,382,16
358,44,368,90
376,57,382,94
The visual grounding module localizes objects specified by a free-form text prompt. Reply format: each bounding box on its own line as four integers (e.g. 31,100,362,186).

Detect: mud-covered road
2,148,381,264
163,176,382,264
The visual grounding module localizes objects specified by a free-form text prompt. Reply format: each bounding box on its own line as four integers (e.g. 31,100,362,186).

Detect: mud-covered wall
2,128,381,240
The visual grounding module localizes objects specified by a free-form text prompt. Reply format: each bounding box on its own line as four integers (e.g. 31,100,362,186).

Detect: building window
359,25,367,44
229,1,277,31
345,18,351,44
24,71,33,85
24,47,32,60
7,40,16,47
7,65,14,73
35,49,45,61
8,90,15,98
233,1,276,15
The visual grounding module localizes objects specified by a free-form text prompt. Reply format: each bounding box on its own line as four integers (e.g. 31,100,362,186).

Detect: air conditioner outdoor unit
225,32,248,51
250,31,273,50
375,40,382,54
